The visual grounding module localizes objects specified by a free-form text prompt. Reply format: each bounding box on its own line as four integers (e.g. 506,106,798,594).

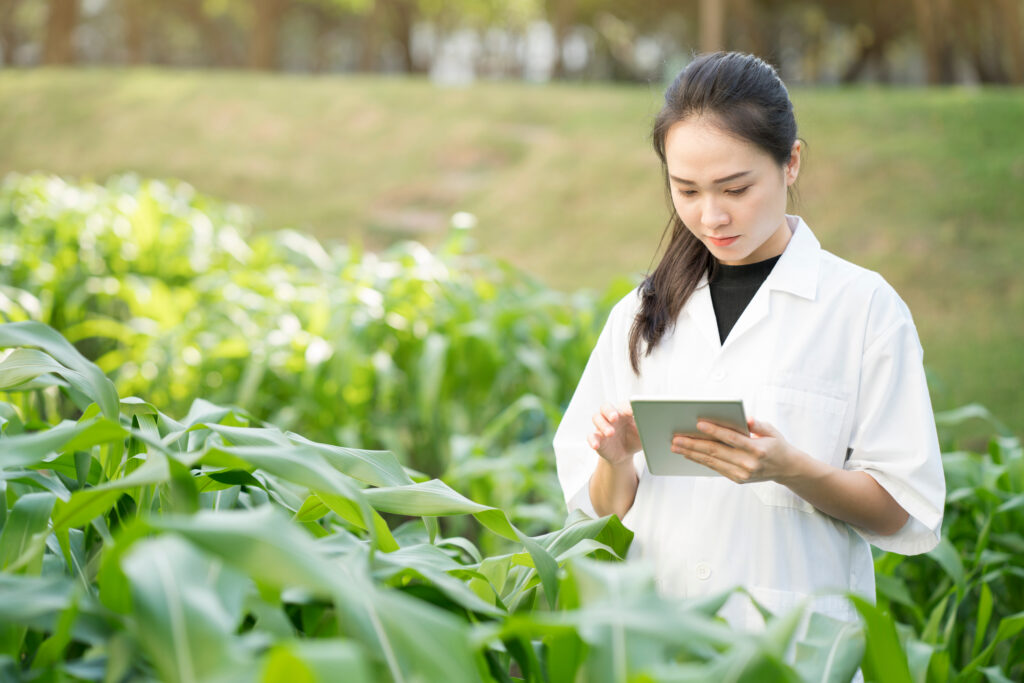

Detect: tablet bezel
629,396,749,477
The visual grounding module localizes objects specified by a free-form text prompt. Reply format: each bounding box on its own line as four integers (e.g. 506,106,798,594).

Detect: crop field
1,176,1022,681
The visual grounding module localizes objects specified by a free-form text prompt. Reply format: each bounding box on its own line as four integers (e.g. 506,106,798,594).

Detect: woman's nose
701,197,730,229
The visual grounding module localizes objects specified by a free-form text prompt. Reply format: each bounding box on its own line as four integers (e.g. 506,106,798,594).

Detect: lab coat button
711,370,726,381
695,562,712,580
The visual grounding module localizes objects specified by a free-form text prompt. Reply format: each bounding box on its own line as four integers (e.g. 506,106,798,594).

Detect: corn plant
0,173,632,546
2,321,934,682
870,406,1024,681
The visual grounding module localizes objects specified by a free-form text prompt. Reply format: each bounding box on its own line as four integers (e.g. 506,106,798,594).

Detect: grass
1,67,1022,434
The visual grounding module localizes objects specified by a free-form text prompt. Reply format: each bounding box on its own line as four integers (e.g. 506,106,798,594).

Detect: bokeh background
2,0,1023,437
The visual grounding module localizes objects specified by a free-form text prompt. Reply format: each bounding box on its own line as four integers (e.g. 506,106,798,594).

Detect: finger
675,435,755,471
600,403,620,423
587,433,601,451
680,448,752,483
617,401,634,417
696,420,753,450
748,418,779,438
592,413,614,437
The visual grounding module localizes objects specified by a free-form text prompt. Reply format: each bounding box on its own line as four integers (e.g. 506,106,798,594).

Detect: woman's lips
708,235,740,247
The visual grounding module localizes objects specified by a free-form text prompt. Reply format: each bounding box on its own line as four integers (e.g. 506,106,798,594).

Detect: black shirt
709,255,782,343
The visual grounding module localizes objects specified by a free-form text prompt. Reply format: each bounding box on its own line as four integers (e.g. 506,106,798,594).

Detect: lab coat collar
686,214,822,351
693,214,821,300
764,214,821,301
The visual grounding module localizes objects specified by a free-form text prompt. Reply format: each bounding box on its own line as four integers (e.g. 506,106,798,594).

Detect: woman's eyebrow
670,170,752,185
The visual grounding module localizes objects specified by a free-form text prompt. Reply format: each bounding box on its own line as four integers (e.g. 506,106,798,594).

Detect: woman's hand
587,402,642,466
672,417,912,535
670,417,802,484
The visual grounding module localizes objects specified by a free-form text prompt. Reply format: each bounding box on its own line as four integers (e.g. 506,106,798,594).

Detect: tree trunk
994,0,1024,83
381,0,417,73
910,0,956,83
1,0,23,66
248,0,290,70
308,5,339,73
841,0,897,84
176,0,236,68
357,2,381,72
956,0,1009,83
699,0,725,53
43,0,77,65
548,0,577,80
731,0,768,57
120,0,144,65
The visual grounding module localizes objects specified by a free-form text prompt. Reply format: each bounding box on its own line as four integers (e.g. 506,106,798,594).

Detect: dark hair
628,51,799,374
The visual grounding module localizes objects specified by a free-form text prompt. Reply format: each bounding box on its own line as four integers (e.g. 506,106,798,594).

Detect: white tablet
629,396,749,477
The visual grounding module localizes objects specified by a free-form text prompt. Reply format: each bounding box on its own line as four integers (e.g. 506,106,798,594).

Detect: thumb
748,417,779,438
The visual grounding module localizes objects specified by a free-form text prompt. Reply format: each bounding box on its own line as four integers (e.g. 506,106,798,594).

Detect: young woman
553,52,945,629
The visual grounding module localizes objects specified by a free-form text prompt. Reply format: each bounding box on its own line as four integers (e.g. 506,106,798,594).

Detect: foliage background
1,71,1021,435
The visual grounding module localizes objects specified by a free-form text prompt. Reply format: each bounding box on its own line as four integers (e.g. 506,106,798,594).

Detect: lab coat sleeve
844,307,946,555
553,295,645,519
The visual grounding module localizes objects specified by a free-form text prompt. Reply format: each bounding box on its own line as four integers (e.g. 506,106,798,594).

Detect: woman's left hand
670,418,802,484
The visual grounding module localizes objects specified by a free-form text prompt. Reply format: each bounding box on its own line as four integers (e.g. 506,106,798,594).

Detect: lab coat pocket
744,585,858,631
750,384,849,513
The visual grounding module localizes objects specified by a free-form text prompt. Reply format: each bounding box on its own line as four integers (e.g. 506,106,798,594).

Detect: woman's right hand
587,402,642,466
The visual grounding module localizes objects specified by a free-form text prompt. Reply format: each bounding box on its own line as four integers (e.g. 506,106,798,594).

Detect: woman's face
664,116,801,265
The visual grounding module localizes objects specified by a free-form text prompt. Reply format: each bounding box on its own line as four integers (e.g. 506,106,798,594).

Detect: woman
553,52,945,629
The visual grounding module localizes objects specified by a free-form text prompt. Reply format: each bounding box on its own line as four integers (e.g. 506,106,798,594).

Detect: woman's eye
678,190,698,197
725,186,750,196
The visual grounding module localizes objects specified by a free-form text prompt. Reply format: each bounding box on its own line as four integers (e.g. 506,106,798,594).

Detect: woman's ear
785,139,802,186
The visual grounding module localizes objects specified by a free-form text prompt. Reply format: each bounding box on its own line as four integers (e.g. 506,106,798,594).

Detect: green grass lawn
1,67,1022,435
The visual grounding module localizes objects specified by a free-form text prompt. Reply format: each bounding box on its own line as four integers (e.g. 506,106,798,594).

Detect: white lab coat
553,214,945,629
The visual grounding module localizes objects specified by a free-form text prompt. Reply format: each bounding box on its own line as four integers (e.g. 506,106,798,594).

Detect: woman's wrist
600,451,639,473
773,445,820,487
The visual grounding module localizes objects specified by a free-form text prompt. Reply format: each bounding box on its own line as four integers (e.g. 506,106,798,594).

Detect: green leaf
0,321,119,419
793,611,865,683
201,443,398,552
0,492,56,573
926,537,966,594
261,640,374,683
0,418,107,470
51,452,171,531
120,535,252,683
149,507,482,683
972,582,993,659
850,595,913,683
959,612,1024,678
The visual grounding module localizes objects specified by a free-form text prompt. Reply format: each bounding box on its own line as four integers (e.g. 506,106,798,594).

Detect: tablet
629,397,749,477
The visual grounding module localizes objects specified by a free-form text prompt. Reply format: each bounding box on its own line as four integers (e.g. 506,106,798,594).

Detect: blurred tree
816,0,914,83
378,0,417,72
957,0,1024,84
998,0,1024,83
297,1,349,72
249,0,292,69
42,0,76,64
578,0,692,81
543,0,605,78
0,0,25,65
183,0,243,67
699,0,724,52
119,0,144,64
910,0,955,83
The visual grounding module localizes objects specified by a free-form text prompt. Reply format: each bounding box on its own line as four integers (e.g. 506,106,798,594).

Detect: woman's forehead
664,118,773,178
